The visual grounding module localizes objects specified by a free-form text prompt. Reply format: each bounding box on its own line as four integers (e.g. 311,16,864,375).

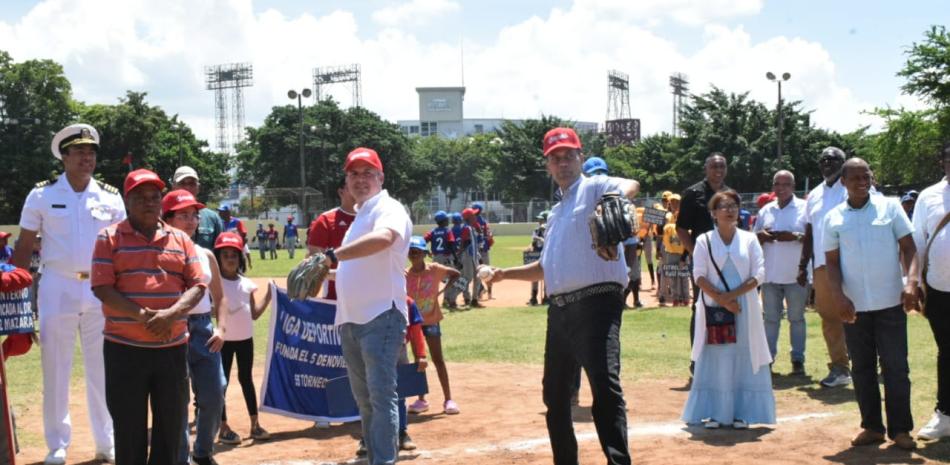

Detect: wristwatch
325,248,338,266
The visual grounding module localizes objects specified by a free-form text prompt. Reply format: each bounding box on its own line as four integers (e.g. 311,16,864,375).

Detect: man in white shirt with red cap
320,147,412,465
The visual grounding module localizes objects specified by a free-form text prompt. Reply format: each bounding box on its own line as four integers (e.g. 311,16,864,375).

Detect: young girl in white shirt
213,232,272,445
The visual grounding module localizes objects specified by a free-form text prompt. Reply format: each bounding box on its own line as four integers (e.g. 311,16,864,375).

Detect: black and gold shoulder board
96,180,120,195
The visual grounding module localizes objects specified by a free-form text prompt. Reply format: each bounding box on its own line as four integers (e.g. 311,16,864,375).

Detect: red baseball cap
344,147,383,173
214,232,244,252
0,231,11,240
124,169,166,195
542,127,582,156
287,215,294,221
756,192,776,209
461,208,476,219
162,189,205,215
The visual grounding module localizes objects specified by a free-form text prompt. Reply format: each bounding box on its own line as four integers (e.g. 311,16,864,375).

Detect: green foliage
77,91,231,199
236,99,433,212
491,116,571,202
0,52,75,223
898,25,950,107
866,108,945,188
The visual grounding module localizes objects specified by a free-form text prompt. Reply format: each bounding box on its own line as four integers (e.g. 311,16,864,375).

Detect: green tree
0,51,75,223
236,99,433,212
77,91,230,200
899,25,950,108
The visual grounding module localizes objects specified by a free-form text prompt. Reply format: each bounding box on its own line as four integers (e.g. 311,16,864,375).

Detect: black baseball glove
588,192,636,261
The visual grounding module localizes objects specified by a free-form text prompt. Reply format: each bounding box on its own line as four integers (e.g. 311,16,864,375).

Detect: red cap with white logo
542,127,582,157
124,169,166,195
214,232,244,252
162,189,206,215
344,147,383,173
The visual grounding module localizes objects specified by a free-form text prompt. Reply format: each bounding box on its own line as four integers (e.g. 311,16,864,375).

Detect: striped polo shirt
91,220,206,348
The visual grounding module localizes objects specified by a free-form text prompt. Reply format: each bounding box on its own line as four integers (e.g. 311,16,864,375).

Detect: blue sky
1,0,947,145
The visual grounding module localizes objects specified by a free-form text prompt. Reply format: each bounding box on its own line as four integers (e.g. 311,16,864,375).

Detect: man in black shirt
676,153,729,355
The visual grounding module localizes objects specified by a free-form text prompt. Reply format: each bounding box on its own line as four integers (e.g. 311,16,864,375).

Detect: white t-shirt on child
221,275,258,341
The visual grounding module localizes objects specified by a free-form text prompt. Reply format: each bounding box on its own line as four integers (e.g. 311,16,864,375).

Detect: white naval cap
50,123,100,160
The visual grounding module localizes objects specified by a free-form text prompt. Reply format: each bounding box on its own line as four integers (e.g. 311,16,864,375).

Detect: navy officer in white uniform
488,127,639,465
11,124,125,465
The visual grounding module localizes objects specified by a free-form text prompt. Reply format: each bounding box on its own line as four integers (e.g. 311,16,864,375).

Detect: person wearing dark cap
91,169,208,464
901,191,918,219
0,232,11,265
172,166,224,250
11,123,124,464
488,127,639,465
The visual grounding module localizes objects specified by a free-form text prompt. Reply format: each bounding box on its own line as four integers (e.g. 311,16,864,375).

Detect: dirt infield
12,274,950,464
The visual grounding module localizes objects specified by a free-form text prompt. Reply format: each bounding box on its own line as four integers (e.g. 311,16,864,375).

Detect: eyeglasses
172,211,199,221
716,203,739,212
819,157,842,164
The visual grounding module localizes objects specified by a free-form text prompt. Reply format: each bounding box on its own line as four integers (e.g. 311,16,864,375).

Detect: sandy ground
11,273,950,464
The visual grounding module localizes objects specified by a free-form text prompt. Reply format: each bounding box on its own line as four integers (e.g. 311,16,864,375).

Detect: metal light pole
766,72,791,159
288,88,312,222
310,122,331,208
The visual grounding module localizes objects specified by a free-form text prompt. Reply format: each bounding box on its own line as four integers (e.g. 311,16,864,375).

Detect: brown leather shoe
892,432,917,450
851,429,885,446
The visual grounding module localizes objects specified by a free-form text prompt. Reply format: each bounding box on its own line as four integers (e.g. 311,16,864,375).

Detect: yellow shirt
663,223,685,254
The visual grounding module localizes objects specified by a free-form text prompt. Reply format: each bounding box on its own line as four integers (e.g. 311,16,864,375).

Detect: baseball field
6,235,949,464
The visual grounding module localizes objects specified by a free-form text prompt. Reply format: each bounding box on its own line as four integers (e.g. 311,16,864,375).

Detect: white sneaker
704,420,720,429
95,447,116,463
918,411,950,440
314,421,331,429
44,448,67,465
732,420,748,430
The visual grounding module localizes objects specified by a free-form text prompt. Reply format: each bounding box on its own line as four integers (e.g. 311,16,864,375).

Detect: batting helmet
451,212,463,223
434,210,448,222
471,202,484,213
583,156,608,175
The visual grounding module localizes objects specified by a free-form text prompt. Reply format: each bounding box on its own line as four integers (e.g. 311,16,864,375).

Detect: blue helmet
451,212,463,223
583,156,608,176
434,210,448,222
409,236,427,252
471,202,484,213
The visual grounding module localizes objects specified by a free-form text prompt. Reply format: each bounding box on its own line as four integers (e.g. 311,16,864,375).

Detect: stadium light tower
289,88,313,222
766,71,791,160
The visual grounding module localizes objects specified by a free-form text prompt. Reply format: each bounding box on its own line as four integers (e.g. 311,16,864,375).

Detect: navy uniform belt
549,283,623,307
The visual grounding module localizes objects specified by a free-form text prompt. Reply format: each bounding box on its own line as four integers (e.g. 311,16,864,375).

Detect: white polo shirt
912,178,950,292
753,196,807,284
335,189,412,326
805,179,846,268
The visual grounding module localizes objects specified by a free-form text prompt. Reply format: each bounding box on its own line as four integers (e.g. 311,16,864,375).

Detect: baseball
477,265,493,281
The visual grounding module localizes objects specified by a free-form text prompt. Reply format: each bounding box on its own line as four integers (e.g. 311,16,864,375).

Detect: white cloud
371,0,460,27
0,0,890,150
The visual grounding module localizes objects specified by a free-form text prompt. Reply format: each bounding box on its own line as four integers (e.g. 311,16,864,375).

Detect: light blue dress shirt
540,175,629,295
823,195,913,312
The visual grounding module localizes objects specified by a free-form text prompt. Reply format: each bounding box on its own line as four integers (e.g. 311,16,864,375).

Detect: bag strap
705,232,731,292
700,232,731,307
922,209,950,293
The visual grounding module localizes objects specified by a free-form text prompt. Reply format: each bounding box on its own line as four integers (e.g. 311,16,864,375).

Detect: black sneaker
791,361,806,376
399,431,417,451
356,439,367,457
528,299,539,306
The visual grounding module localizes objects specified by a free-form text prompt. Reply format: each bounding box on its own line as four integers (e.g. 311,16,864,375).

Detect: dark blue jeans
843,305,913,438
543,285,630,465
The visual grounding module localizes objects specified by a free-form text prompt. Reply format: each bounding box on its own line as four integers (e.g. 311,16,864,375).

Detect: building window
421,121,438,137
409,125,419,134
474,124,484,134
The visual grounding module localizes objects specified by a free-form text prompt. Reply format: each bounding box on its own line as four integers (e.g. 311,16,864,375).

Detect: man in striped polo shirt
91,169,208,465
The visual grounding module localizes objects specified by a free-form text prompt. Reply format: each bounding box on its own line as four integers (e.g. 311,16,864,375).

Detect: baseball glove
588,192,635,261
286,253,330,300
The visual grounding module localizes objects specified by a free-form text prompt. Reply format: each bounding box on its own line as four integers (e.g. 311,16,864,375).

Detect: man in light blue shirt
823,157,918,450
488,127,639,465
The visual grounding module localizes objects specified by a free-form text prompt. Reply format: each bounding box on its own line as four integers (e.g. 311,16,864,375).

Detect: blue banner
260,284,360,423
0,287,34,336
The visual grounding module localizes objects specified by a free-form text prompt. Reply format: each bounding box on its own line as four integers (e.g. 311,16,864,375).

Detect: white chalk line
255,412,835,465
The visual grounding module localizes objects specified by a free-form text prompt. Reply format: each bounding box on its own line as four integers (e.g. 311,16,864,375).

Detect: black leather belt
549,283,623,307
